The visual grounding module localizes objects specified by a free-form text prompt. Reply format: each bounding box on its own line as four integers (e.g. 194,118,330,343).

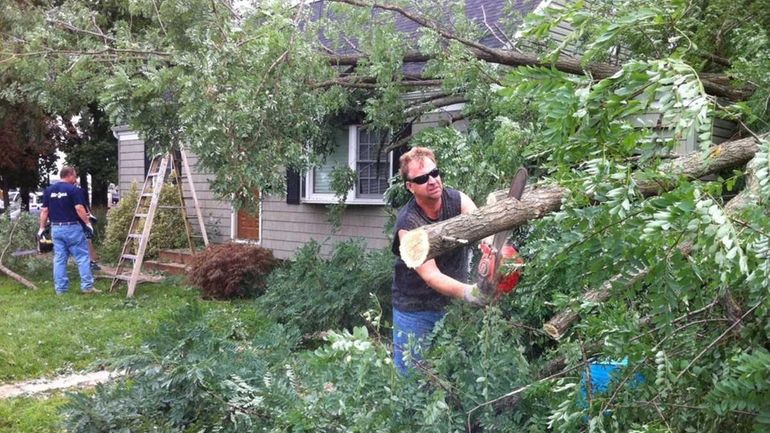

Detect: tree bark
79,173,90,208
0,263,39,290
400,134,767,268
324,0,753,101
400,185,564,268
0,177,9,213
543,269,649,340
325,49,751,101
19,186,30,212
91,180,109,208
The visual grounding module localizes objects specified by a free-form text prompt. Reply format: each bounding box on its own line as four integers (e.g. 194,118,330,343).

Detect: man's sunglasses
408,168,441,185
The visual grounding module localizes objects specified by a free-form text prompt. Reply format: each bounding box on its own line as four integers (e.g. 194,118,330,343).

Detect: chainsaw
38,223,53,254
477,167,527,301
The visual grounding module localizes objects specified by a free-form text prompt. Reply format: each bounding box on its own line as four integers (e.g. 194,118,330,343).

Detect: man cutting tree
391,148,505,374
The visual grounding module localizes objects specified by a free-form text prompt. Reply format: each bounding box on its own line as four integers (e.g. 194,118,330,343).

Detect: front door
236,192,260,241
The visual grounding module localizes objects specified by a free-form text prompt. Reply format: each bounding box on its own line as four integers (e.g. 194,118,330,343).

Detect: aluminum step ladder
110,149,209,297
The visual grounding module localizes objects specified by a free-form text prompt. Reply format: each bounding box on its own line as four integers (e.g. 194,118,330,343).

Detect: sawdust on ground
0,370,123,399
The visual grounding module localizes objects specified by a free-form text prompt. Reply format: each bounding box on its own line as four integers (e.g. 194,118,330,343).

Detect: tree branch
311,77,443,89
322,49,752,101
541,150,764,340
399,133,768,269
329,0,501,58
45,16,116,42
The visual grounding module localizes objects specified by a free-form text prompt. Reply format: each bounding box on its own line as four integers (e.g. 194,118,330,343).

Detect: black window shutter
286,168,301,205
390,123,412,176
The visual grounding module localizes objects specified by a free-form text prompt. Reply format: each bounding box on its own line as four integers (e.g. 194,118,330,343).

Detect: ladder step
122,254,138,260
158,205,183,209
134,213,148,218
127,234,142,239
147,171,161,177
141,193,154,197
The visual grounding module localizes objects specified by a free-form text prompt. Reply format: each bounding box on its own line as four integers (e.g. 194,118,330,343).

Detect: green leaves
257,239,393,336
707,348,770,429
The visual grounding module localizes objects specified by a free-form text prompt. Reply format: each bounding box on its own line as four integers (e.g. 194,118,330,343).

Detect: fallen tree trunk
542,165,760,340
327,0,754,101
400,134,766,268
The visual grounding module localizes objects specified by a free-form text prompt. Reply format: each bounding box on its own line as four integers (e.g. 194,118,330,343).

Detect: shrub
187,243,279,299
257,239,393,335
101,181,188,263
0,211,37,249
0,212,39,268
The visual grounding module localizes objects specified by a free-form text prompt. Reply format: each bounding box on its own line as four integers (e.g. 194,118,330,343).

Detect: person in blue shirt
38,166,98,295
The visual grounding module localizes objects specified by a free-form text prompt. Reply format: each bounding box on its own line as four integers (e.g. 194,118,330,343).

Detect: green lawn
0,272,252,433
0,394,67,433
0,275,205,382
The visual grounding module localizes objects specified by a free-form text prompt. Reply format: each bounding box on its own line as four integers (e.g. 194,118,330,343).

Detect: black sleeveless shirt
391,187,468,312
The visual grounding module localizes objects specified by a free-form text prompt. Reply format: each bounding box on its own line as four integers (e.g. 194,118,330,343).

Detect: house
114,0,737,260
113,0,539,259
114,106,474,260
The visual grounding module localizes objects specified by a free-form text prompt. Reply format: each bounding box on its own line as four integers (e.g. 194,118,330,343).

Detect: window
304,126,394,204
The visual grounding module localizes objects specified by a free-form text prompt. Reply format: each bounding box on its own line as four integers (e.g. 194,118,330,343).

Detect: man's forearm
39,209,49,229
424,273,472,299
75,205,90,225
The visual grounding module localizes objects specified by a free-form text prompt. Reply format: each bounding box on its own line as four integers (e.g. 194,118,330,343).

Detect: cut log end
542,323,561,340
400,228,430,269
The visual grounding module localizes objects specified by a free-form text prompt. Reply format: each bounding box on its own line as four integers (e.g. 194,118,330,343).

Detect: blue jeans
52,224,94,294
392,308,445,375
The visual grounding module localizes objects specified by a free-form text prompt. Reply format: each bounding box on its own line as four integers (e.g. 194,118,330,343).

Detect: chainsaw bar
478,167,528,298
492,167,528,252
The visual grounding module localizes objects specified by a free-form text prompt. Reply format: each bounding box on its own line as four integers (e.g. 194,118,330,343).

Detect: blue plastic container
578,358,644,408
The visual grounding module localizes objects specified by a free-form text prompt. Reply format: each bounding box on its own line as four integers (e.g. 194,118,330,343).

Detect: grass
0,267,255,433
0,274,205,382
0,394,67,433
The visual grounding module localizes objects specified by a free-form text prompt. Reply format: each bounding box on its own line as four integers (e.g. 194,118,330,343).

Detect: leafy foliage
707,348,770,429
61,304,302,433
0,212,38,258
327,163,358,228
257,239,393,336
187,243,279,299
60,299,538,433
100,181,187,262
0,212,51,279
5,0,769,431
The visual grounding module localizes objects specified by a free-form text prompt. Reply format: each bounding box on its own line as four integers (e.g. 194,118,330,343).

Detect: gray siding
261,196,391,260
179,152,232,244
114,130,232,244
627,112,738,155
117,138,145,197
260,115,446,260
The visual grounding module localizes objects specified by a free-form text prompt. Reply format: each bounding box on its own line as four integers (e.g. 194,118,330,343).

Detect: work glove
88,213,98,224
463,283,488,307
84,224,95,238
37,228,45,237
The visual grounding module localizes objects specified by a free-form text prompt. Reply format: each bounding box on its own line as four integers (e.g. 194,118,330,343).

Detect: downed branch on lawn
0,217,39,290
400,134,767,268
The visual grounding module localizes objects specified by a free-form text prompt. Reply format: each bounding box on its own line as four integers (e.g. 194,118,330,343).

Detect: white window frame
303,125,393,205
